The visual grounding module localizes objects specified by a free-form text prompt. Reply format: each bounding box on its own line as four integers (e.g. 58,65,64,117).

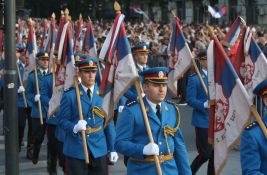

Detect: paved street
0,105,241,175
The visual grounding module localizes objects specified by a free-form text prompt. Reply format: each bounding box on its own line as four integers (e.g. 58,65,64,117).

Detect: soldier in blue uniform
186,51,215,175
240,79,267,175
26,52,53,164
58,58,118,175
124,43,150,101
16,47,28,152
115,67,192,175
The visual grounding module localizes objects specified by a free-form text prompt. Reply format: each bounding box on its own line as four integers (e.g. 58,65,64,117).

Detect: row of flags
14,8,267,175
167,14,267,174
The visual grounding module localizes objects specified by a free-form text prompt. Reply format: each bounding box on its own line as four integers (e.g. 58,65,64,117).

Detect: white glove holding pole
204,100,210,109
73,120,87,134
109,152,119,163
34,94,40,102
143,143,159,156
17,86,25,93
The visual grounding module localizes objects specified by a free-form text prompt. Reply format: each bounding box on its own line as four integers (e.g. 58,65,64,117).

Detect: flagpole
188,45,208,96
207,25,267,139
88,16,103,82
134,79,163,175
16,62,28,108
171,11,208,96
126,3,162,175
34,66,43,125
74,76,90,164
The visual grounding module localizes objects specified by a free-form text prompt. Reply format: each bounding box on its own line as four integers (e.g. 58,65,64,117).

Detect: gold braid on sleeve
163,104,181,154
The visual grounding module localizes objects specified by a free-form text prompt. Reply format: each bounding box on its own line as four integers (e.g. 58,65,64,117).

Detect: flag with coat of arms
99,12,138,124
48,14,75,116
207,34,252,174
167,16,192,95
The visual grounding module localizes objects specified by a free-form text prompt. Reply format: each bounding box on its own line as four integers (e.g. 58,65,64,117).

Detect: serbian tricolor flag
39,19,48,52
167,16,192,95
54,11,65,53
83,19,97,58
24,20,38,81
44,15,57,70
48,19,75,116
223,17,245,46
99,13,138,124
74,16,84,52
129,6,145,14
208,5,226,18
242,27,267,101
207,35,252,174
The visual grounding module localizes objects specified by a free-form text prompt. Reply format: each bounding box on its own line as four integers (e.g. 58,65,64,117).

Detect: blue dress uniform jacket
26,70,53,119
240,115,267,175
186,71,209,128
58,84,116,160
115,97,191,175
17,59,25,108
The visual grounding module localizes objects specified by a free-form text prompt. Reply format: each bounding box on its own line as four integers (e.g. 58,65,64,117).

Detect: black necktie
87,89,91,101
43,71,46,76
156,104,161,121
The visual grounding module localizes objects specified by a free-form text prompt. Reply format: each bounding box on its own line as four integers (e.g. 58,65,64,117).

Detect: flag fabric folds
99,13,138,124
223,17,244,46
208,5,227,18
24,20,38,81
242,27,267,101
83,19,97,58
48,19,75,116
74,17,84,52
207,36,252,174
167,16,192,95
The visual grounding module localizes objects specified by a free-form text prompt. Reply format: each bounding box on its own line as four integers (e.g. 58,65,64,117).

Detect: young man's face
38,58,49,70
78,70,96,88
200,59,207,70
135,52,148,66
143,81,167,104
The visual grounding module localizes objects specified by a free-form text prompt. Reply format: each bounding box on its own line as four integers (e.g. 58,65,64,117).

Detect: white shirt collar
137,63,146,71
202,69,207,76
39,68,48,74
81,84,94,99
146,97,161,113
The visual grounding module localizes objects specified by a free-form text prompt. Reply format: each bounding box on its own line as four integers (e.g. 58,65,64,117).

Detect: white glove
73,120,87,134
17,86,25,93
143,143,159,156
109,152,119,163
34,94,40,102
204,100,210,108
118,105,124,113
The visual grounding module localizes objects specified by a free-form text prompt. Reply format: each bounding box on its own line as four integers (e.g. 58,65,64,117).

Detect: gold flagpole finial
27,18,33,25
114,1,121,13
52,12,56,19
88,16,91,22
64,8,69,17
171,10,176,17
79,13,82,20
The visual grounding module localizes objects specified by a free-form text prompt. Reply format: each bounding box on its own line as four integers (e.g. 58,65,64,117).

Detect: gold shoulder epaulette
92,106,107,119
